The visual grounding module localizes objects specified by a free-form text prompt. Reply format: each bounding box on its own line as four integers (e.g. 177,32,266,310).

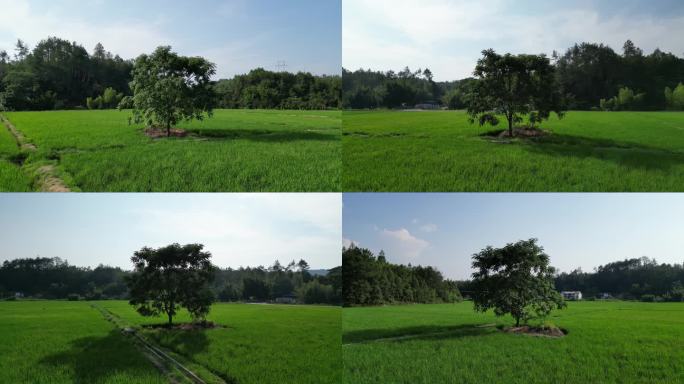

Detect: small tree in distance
470,238,566,327
467,49,566,137
127,243,217,325
120,46,216,136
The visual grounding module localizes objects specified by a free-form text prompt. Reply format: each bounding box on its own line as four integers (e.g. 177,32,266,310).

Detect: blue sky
343,193,684,279
0,193,341,270
0,0,341,78
343,0,684,80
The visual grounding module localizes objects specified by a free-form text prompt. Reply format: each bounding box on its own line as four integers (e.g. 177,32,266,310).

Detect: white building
561,291,583,301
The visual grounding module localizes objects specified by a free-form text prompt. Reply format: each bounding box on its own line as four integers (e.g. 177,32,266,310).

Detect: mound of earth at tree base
503,325,567,338
142,321,227,331
481,126,552,138
144,127,189,138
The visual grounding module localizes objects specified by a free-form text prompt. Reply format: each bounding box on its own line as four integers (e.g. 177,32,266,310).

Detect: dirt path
90,304,225,384
0,114,71,192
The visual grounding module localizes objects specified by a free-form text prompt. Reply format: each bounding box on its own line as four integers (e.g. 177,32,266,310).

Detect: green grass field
343,110,684,191
343,301,684,384
0,109,340,191
0,121,31,191
0,301,341,384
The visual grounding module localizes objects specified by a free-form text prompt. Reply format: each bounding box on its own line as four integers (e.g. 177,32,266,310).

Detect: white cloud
129,194,341,269
0,0,171,59
343,238,359,248
343,0,684,80
380,228,429,258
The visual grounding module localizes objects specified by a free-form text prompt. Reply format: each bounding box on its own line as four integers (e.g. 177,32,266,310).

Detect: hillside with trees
555,257,684,302
0,37,341,111
342,245,462,306
0,256,341,305
343,40,684,111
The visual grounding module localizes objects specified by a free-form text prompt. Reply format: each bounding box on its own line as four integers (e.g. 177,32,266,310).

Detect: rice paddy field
0,300,341,384
0,109,341,192
342,301,684,384
342,110,684,191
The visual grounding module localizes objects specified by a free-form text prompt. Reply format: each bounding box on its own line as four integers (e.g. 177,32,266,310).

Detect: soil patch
142,321,227,331
481,126,551,139
36,165,70,192
503,325,566,338
144,127,190,138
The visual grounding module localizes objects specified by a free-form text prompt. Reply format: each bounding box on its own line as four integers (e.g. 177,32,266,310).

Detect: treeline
214,68,341,110
343,40,684,111
0,38,132,111
0,257,341,305
342,245,462,307
555,257,684,302
0,36,341,112
342,67,475,109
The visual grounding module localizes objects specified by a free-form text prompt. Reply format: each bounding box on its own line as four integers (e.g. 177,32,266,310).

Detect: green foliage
125,46,216,136
297,280,335,304
343,110,684,191
467,49,565,135
214,68,340,110
556,257,684,300
665,83,684,110
127,243,217,324
0,37,133,111
87,87,123,110
0,301,168,383
599,87,646,111
471,239,566,326
2,109,340,191
343,245,461,306
343,302,684,384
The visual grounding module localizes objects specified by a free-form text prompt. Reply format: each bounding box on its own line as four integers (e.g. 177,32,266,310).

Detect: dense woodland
0,257,341,305
0,37,341,111
342,245,462,306
554,257,684,302
343,40,684,111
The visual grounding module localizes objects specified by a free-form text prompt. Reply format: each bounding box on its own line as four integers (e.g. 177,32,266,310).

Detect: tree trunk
166,122,171,137
515,316,520,327
167,312,173,325
507,114,513,137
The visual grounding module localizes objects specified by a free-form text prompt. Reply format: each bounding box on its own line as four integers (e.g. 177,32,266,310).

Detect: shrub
67,294,80,301
640,294,656,302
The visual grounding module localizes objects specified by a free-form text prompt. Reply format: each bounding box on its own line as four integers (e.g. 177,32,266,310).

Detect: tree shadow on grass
142,326,212,358
40,329,165,383
343,323,497,345
518,133,684,171
184,128,338,142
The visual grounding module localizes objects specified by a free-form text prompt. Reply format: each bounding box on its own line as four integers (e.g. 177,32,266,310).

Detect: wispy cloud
380,228,429,258
343,0,684,80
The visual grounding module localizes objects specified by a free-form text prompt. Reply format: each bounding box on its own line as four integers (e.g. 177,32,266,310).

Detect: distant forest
342,246,462,307
343,247,684,306
343,40,684,111
0,36,341,111
0,257,341,305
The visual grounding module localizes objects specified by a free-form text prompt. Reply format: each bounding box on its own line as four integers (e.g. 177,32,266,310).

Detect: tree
14,39,29,61
127,243,216,325
470,239,566,326
467,50,565,136
123,46,216,136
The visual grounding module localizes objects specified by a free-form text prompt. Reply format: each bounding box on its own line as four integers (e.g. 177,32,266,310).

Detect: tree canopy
127,243,217,324
467,49,565,136
122,46,216,136
342,245,462,306
471,239,566,326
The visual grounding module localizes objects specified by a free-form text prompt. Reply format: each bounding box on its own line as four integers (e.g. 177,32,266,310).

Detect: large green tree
471,239,566,326
127,243,217,325
467,49,565,137
123,46,216,136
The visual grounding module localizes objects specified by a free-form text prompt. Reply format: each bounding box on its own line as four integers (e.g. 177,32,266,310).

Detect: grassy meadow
343,110,684,191
0,109,341,192
343,301,684,384
0,301,341,384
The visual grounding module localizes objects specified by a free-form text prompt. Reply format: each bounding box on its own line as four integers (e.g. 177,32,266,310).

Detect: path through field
0,115,70,192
